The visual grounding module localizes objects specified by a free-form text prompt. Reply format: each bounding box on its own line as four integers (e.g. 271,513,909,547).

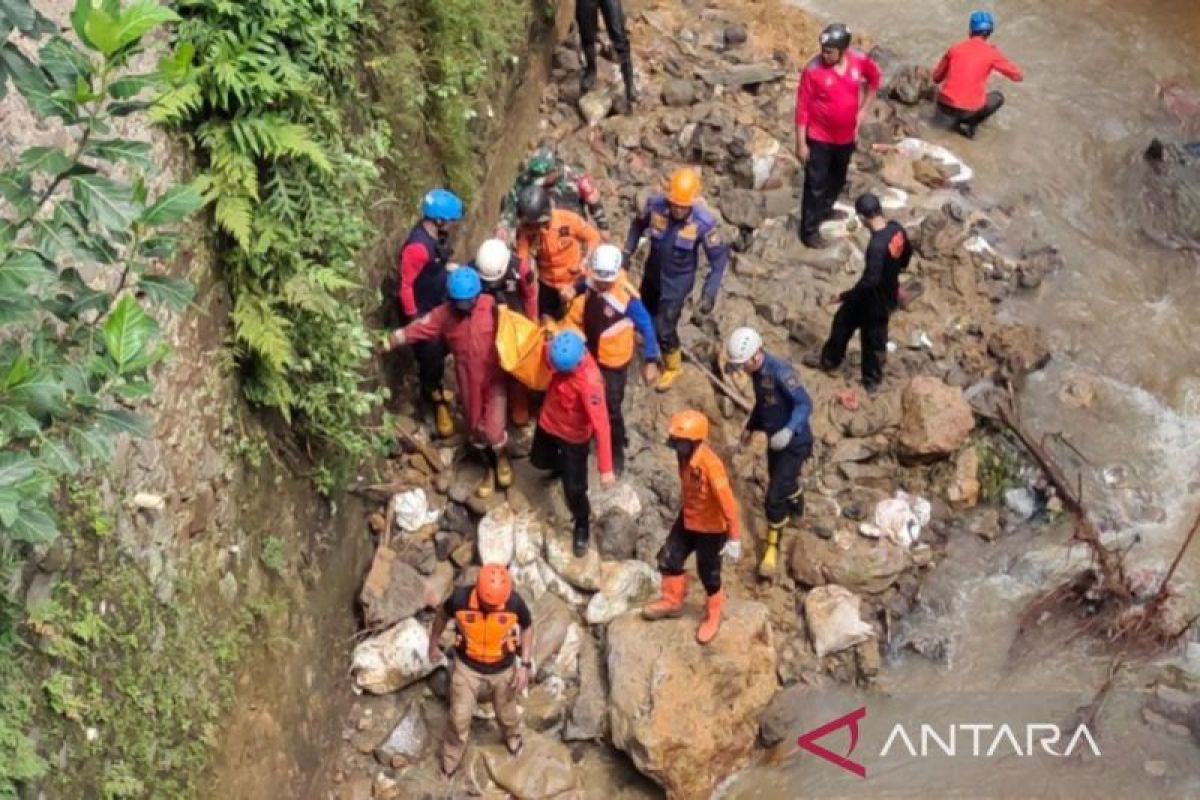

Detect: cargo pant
442,658,522,773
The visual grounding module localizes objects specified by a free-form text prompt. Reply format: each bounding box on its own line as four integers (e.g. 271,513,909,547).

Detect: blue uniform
623,195,730,353
748,352,813,526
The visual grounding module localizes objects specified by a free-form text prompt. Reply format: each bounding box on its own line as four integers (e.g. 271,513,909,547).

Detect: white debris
804,585,875,658
895,137,974,183
859,490,931,549
132,492,165,510
477,504,517,565
389,489,440,533
351,619,440,694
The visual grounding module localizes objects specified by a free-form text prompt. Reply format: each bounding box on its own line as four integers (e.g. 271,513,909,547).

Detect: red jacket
932,36,1023,112
537,351,613,474
403,295,501,436
794,49,881,146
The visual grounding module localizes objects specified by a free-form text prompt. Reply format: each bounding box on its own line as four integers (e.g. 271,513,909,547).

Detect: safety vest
571,273,638,369
454,589,520,665
402,224,449,316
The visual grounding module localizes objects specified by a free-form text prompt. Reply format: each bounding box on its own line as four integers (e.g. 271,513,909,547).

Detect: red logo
796,706,867,778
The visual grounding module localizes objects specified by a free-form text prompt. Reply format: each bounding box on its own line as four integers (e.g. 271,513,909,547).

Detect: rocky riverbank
320,1,1071,798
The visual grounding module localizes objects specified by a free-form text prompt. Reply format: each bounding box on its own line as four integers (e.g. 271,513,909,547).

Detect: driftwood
395,420,445,475
681,345,755,414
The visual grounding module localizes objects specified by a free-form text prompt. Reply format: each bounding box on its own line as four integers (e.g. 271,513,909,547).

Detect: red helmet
477,563,513,607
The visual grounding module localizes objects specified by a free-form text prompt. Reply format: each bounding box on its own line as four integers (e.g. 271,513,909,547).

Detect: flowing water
721,1,1200,796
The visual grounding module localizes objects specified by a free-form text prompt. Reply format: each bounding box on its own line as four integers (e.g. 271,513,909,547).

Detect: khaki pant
442,659,522,773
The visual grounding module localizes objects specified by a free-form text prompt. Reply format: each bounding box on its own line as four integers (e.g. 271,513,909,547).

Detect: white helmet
590,244,623,282
726,327,763,365
475,238,510,282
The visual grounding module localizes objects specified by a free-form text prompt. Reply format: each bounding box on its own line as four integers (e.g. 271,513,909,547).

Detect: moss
975,430,1026,503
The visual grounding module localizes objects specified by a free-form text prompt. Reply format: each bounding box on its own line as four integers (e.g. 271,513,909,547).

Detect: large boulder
607,600,778,799
790,530,909,594
585,560,660,625
481,730,581,799
564,632,608,741
359,546,427,629
476,503,517,565
531,591,574,673
351,619,440,694
897,376,975,459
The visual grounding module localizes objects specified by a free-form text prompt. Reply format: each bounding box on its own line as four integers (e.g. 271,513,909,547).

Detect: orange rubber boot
696,589,725,645
642,574,687,621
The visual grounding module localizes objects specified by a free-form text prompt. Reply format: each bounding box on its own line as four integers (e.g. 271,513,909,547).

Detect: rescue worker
932,11,1023,139
427,563,532,776
724,328,813,578
531,330,615,557
397,188,464,437
564,244,661,474
576,0,637,106
499,147,609,238
515,185,602,322
794,23,881,249
474,238,537,428
804,193,912,392
380,268,513,497
623,168,730,391
642,410,742,645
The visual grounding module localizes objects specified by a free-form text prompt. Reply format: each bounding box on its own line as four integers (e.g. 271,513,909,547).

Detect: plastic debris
859,490,931,549
389,489,441,533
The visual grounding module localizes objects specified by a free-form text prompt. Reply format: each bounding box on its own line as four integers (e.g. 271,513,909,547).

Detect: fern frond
232,294,295,372
214,194,253,249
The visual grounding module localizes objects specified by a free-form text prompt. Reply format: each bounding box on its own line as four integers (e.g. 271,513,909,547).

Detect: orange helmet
668,409,709,441
476,563,513,607
667,168,702,207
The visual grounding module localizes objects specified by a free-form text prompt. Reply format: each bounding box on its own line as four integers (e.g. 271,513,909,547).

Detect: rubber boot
476,467,496,498
758,525,782,579
433,389,454,438
572,519,589,558
696,589,725,645
656,349,682,392
580,48,598,93
495,450,513,490
642,574,688,620
620,57,638,107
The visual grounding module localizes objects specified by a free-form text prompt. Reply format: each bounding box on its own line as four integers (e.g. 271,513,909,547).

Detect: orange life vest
565,271,639,368
454,589,520,665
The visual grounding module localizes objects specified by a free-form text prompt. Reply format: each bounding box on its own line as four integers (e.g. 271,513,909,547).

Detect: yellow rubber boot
696,589,725,645
433,389,455,438
642,574,688,620
656,349,683,392
476,467,496,498
495,451,513,489
758,525,782,579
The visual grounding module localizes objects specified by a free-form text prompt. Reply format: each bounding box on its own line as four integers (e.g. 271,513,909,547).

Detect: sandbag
495,305,553,391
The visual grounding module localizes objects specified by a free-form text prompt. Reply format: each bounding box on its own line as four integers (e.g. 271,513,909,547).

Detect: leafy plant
259,535,285,574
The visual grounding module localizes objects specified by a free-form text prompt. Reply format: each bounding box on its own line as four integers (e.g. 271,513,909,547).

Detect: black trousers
576,0,631,65
938,91,1004,133
657,517,727,595
537,281,566,321
413,339,447,403
638,276,685,353
765,438,811,527
531,426,591,536
600,366,628,473
820,302,889,387
800,139,855,242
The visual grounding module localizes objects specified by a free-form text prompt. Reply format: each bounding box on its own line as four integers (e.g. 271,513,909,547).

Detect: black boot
620,57,638,106
572,520,589,557
580,49,598,94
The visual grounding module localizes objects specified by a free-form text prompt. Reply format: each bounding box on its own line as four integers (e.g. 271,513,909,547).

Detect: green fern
212,194,252,248
231,294,294,372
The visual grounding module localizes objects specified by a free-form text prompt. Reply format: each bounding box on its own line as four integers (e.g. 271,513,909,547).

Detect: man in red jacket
794,23,881,249
932,11,1023,139
532,330,615,557
381,268,512,498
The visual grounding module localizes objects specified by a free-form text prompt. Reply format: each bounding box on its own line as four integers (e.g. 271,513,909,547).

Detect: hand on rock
768,427,793,451
721,538,742,562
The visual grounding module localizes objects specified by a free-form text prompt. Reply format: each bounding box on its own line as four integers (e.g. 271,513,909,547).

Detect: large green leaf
70,0,96,49
45,267,112,322
38,36,92,91
0,450,37,487
6,506,58,544
18,145,73,176
102,294,157,372
70,423,113,463
0,0,37,33
84,138,152,170
94,407,151,438
0,42,75,120
0,404,41,438
0,168,33,217
0,293,36,325
5,365,66,415
38,436,80,476
71,172,138,232
0,486,20,527
0,250,53,293
138,273,193,310
83,0,179,57
140,183,203,226
107,72,157,100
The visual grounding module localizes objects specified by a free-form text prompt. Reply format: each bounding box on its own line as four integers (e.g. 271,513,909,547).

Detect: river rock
790,530,909,594
351,619,439,694
359,546,427,629
545,528,605,591
607,600,777,799
898,377,975,459
883,63,934,105
662,78,698,107
596,509,639,561
579,90,612,126
987,324,1050,379
477,503,517,565
423,561,455,608
759,683,811,747
564,632,608,741
585,560,660,625
375,703,429,768
804,585,875,658
695,63,784,89
482,730,580,798
947,446,981,509
590,480,642,518
532,591,574,673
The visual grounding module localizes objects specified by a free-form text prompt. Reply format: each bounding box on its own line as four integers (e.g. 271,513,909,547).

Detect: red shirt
398,242,430,318
932,36,1023,112
537,352,613,474
794,49,881,146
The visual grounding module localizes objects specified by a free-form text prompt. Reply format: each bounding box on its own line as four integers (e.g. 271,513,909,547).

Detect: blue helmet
549,330,586,372
969,11,994,35
422,188,464,222
446,267,481,301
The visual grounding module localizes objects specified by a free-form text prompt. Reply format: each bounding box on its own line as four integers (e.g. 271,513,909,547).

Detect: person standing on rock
396,188,464,437
515,185,602,322
643,410,742,644
794,23,881,249
499,146,609,240
804,192,912,392
531,330,615,557
575,0,637,106
427,563,532,776
932,11,1023,139
380,267,513,498
623,167,730,392
474,237,537,429
724,327,813,579
564,244,661,474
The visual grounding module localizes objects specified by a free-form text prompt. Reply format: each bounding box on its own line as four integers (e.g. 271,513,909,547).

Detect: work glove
697,295,715,316
768,427,793,451
721,538,742,562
